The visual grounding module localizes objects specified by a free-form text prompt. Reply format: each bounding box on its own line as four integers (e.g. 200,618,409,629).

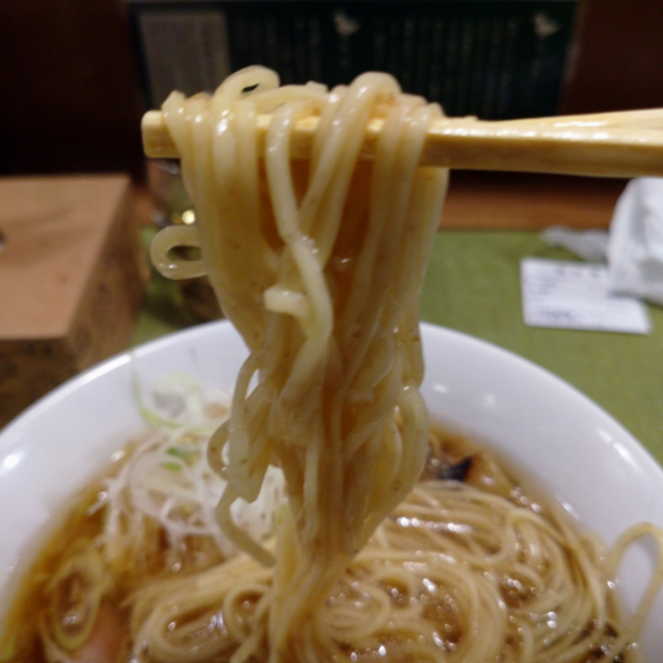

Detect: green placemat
133,230,663,466
132,273,191,344
421,231,663,465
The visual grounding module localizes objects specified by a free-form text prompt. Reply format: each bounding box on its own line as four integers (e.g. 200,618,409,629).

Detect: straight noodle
159,66,448,660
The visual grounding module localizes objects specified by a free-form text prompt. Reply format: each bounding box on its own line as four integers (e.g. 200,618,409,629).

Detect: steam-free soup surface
3,426,637,663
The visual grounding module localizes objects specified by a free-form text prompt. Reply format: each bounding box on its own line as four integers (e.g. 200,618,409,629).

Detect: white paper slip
520,258,651,334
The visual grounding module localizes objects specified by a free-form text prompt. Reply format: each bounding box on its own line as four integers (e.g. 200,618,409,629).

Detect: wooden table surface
442,172,625,230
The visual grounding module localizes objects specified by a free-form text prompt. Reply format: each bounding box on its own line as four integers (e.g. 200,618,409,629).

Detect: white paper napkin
540,178,663,307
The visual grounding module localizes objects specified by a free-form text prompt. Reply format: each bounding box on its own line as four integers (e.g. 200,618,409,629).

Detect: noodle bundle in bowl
1,67,663,663
152,65,449,658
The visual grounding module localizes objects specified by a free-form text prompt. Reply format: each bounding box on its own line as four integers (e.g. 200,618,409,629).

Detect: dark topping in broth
435,455,474,482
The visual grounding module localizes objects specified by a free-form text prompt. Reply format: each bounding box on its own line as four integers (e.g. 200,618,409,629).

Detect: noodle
4,397,663,663
127,459,663,662
158,66,448,660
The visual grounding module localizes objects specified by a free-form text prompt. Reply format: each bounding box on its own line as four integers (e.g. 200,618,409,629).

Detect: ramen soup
3,67,662,662
2,411,651,662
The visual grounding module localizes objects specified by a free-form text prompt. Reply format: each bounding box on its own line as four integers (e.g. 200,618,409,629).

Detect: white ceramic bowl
1,322,662,656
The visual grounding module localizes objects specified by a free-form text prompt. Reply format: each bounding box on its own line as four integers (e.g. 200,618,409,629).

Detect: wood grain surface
0,175,146,425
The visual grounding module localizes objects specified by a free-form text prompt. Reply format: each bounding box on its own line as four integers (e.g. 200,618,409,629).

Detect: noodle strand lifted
161,66,448,660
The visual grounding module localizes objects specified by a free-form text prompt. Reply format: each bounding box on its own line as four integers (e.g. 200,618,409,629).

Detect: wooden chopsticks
142,107,663,178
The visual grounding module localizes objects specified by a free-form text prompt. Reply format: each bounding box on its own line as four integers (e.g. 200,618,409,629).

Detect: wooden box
0,175,146,426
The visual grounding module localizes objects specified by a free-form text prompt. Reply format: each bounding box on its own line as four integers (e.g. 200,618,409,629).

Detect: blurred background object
2,2,143,177
560,0,663,114
4,0,663,180
2,0,663,429
130,0,574,120
0,175,146,426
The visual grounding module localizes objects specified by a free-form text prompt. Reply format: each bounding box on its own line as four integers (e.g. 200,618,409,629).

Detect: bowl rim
3,320,662,485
